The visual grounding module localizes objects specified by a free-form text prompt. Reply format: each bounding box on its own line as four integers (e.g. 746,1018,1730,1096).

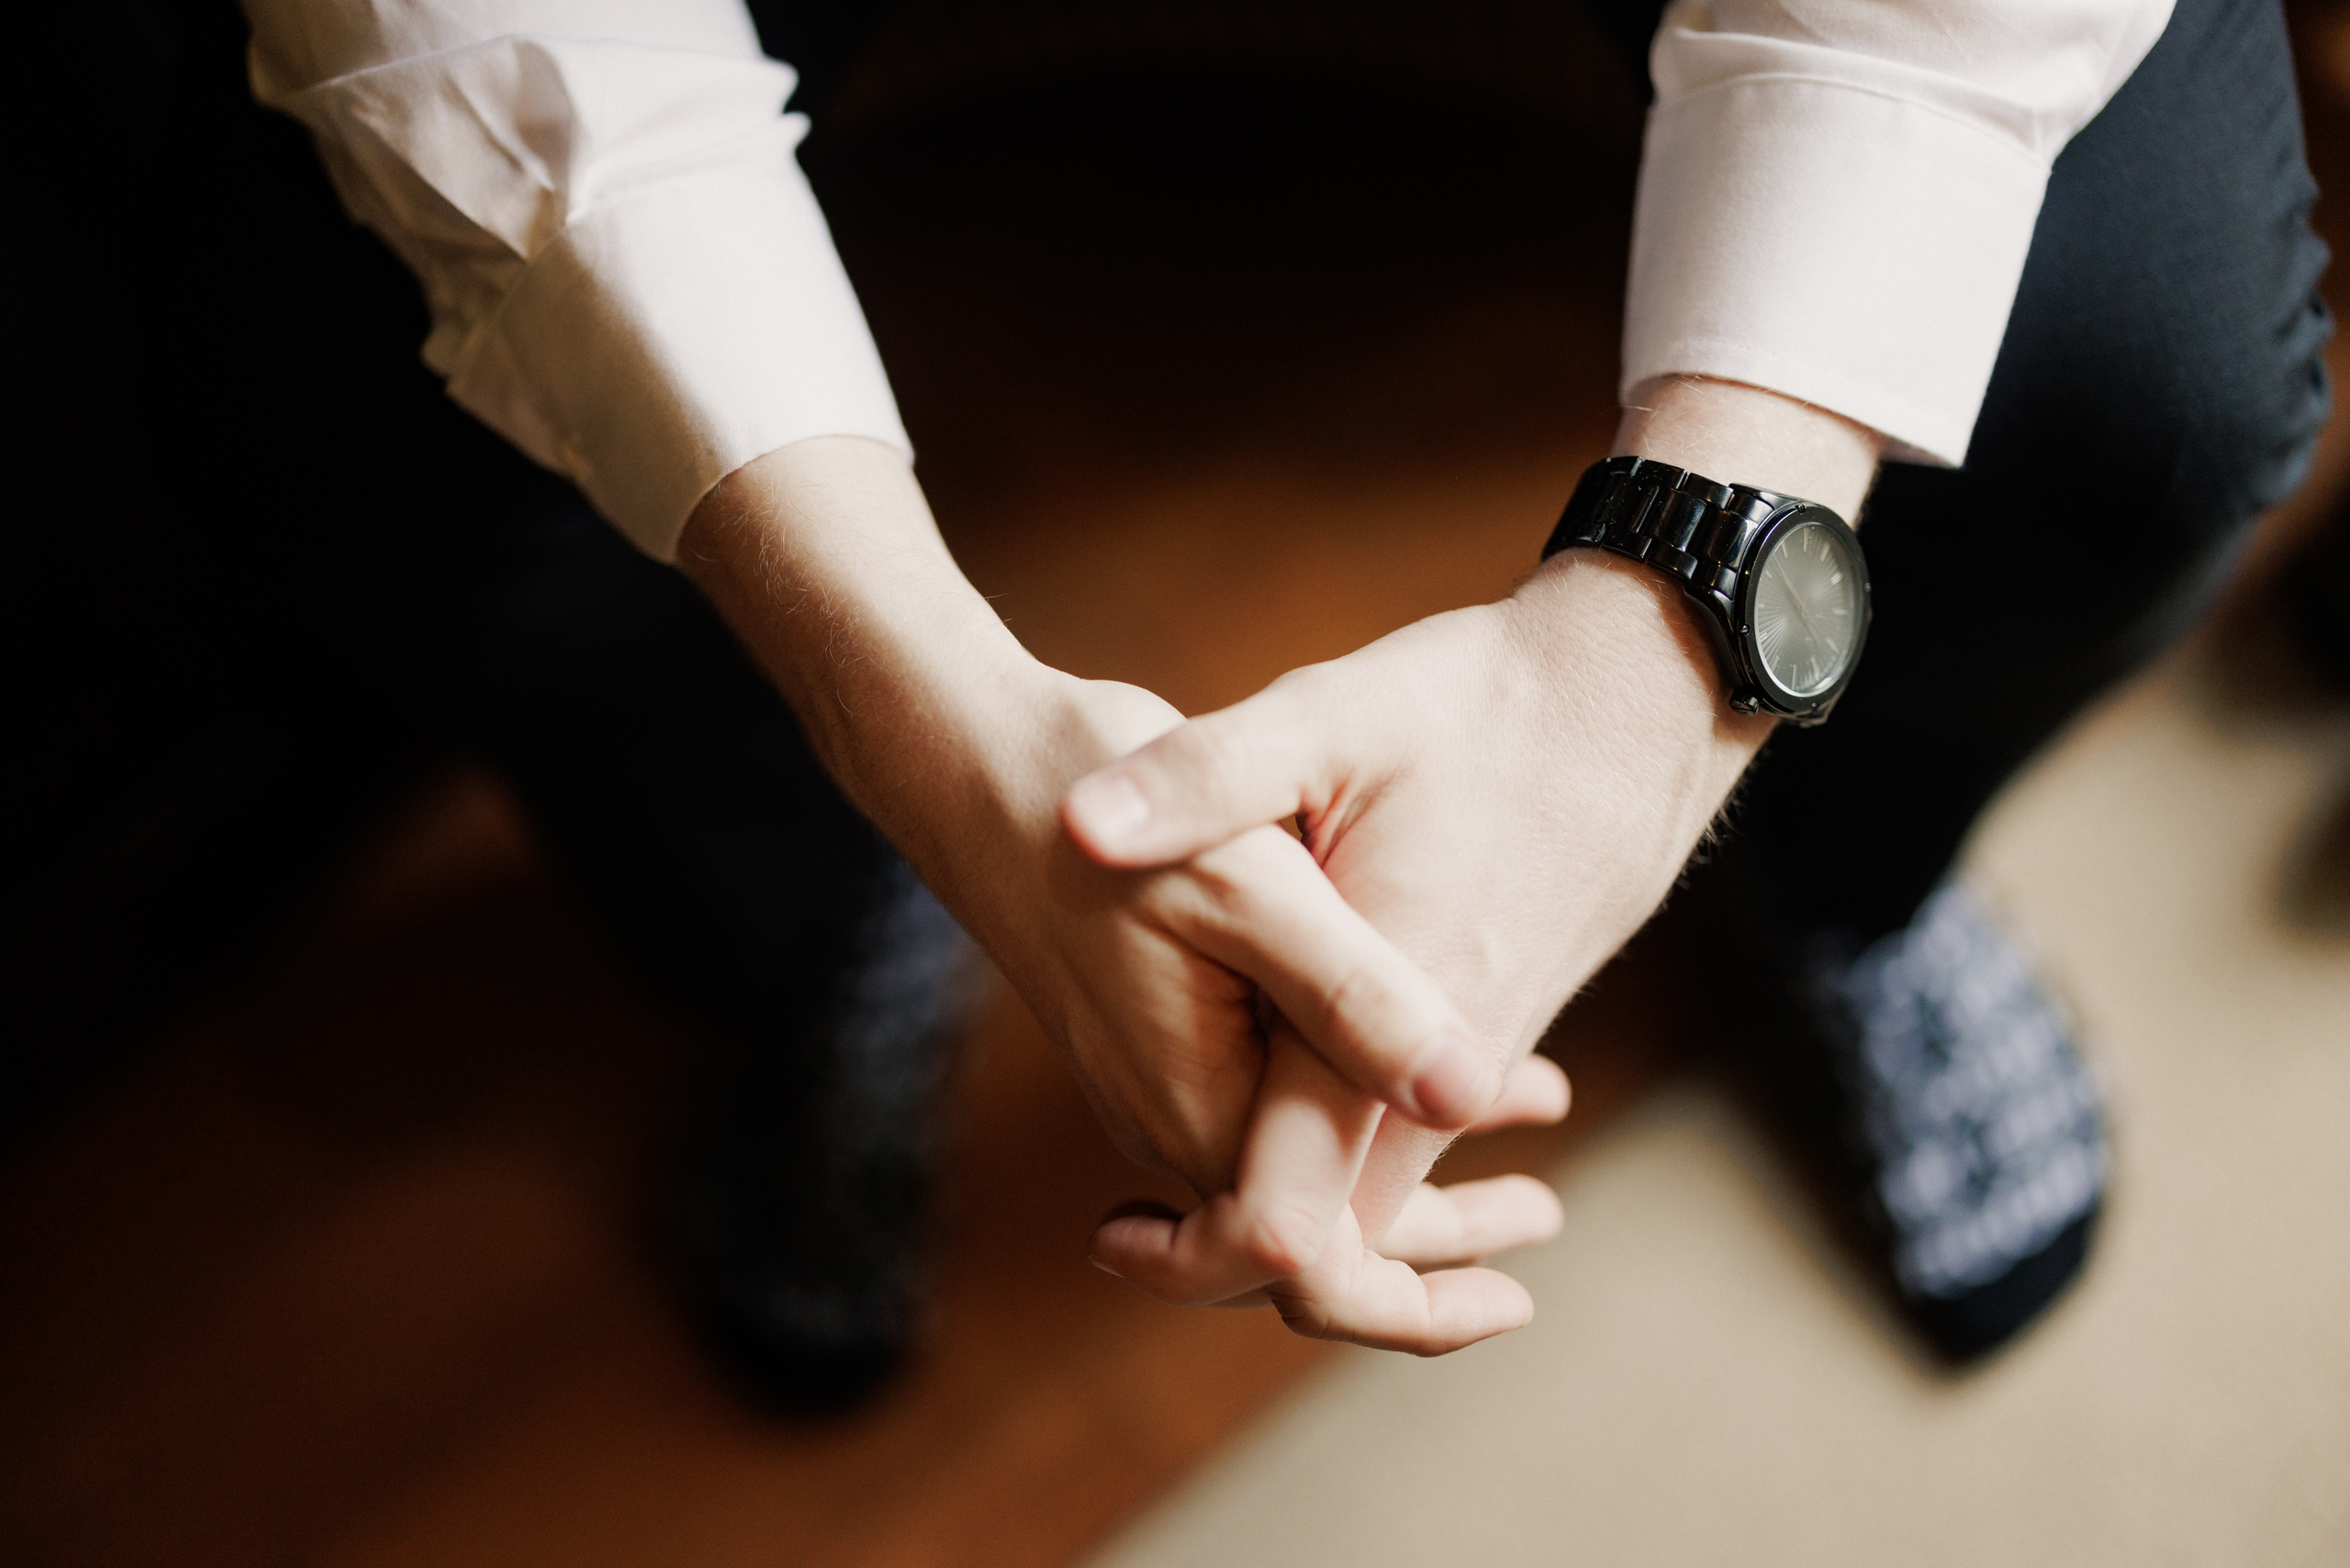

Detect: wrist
1505,550,1773,813
1502,374,1880,761
1616,375,1881,523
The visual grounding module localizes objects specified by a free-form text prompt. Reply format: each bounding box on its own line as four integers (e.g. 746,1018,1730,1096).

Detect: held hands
897,666,1575,1354
1066,554,1773,1346
677,439,1535,1343
896,670,1507,1199
854,667,1579,1356
683,380,1877,1358
1062,378,1881,1349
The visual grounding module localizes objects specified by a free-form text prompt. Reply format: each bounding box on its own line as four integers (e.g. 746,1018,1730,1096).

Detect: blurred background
4,3,2347,1564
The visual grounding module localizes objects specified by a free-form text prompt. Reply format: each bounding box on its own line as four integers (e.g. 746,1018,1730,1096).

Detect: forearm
674,436,1050,858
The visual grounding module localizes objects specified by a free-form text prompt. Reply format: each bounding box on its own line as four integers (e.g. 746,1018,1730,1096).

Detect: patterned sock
1810,879,2107,1358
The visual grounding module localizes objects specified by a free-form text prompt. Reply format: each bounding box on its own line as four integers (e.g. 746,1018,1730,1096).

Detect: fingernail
1069,773,1150,846
1409,1034,1499,1125
1088,1253,1125,1278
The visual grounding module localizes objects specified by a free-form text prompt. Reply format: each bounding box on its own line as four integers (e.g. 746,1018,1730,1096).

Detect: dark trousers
1707,0,2333,942
1,0,2325,1140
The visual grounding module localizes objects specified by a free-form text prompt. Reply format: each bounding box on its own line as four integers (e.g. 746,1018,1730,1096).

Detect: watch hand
1769,554,1826,643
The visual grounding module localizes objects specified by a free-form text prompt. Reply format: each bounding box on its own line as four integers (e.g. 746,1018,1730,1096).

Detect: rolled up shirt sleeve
245,0,908,560
1626,0,2175,466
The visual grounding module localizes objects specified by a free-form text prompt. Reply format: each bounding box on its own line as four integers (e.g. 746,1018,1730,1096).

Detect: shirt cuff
444,124,910,561
1623,74,2051,467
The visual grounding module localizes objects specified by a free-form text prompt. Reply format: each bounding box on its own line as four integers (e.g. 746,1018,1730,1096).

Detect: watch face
1751,519,1863,700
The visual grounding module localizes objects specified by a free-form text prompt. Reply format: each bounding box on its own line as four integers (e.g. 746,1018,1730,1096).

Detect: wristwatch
1542,454,1871,725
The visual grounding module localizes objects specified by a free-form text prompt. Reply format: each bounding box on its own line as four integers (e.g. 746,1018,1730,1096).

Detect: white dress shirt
1628,0,2174,466
246,0,2173,559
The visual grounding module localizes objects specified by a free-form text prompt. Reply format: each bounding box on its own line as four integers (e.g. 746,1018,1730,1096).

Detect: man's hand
674,436,1503,1213
1069,377,1881,1345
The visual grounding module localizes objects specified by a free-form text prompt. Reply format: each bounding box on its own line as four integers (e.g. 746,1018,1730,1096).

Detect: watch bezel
1730,501,1872,722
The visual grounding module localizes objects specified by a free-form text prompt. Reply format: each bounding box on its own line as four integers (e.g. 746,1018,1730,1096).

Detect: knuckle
1313,960,1399,1064
1186,829,1285,911
1267,1283,1338,1342
1237,1200,1326,1279
1181,716,1258,812
1263,665,1334,722
1184,829,1321,950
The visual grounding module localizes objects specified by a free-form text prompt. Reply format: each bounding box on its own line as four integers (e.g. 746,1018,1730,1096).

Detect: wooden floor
0,764,1689,1568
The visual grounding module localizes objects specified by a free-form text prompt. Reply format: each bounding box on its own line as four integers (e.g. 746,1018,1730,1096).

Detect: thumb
1062,684,1331,868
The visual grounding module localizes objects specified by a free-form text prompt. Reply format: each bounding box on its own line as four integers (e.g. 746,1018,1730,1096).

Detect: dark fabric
744,0,897,115
1705,0,2333,943
2,0,2327,1140
4,5,899,1143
